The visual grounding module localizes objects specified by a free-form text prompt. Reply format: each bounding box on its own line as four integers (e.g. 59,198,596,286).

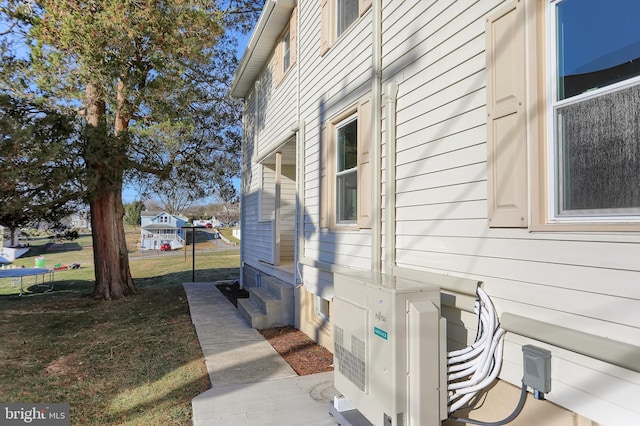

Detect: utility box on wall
333,271,447,426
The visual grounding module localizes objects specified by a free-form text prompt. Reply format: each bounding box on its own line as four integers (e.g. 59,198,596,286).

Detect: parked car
160,243,171,251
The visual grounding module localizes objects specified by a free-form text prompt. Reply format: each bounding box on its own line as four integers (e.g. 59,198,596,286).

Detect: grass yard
0,230,240,425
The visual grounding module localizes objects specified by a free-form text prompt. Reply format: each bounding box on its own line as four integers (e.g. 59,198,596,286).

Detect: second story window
336,0,358,38
320,0,371,55
282,26,291,72
274,8,296,86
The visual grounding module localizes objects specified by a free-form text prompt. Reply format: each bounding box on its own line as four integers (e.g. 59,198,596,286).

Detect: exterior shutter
290,7,297,66
320,0,330,55
320,125,329,228
359,0,372,16
486,1,528,228
357,97,372,229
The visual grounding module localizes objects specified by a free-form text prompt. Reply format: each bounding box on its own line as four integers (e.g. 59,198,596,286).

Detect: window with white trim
320,97,371,229
282,26,291,72
335,114,358,224
486,0,640,229
274,8,296,86
315,296,330,321
548,0,640,222
320,0,371,55
336,0,358,38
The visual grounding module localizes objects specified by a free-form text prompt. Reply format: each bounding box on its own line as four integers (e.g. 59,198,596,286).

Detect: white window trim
545,0,640,224
315,295,330,322
334,113,358,227
282,25,291,73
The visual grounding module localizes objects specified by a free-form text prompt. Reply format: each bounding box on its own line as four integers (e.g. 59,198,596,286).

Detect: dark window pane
337,0,358,37
337,170,357,222
282,29,290,71
337,119,357,172
557,84,640,213
556,0,640,100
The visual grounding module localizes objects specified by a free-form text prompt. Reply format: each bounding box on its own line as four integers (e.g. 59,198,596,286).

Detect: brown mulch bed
216,282,334,376
258,326,333,376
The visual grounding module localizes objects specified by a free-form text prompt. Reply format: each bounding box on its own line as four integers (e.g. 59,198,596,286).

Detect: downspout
371,0,383,273
384,82,399,274
239,104,246,288
295,1,303,288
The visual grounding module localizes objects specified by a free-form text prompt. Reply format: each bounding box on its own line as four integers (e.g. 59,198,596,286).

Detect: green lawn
0,233,240,425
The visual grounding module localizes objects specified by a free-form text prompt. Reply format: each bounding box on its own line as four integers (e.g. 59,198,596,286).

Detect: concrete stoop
238,274,295,329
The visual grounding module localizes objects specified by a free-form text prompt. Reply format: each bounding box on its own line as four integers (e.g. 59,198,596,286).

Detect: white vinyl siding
237,0,640,423
385,0,640,424
300,0,374,282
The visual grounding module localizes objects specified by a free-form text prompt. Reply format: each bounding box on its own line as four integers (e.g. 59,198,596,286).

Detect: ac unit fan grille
335,326,366,391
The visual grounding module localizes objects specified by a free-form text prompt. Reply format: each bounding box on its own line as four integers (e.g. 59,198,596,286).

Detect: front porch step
238,274,295,330
237,298,269,329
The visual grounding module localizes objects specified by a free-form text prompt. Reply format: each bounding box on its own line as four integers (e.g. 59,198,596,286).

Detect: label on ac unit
374,326,388,340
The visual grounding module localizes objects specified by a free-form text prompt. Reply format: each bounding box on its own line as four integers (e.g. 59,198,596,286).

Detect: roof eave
229,0,296,99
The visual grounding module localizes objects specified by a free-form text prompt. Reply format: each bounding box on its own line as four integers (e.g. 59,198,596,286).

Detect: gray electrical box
522,345,551,394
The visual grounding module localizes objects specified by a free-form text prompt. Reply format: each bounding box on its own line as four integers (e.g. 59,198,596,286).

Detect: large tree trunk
90,185,136,299
85,83,136,299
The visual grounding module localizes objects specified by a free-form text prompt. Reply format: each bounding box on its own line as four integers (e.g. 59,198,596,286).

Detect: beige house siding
298,0,375,297
384,0,640,424
235,0,640,424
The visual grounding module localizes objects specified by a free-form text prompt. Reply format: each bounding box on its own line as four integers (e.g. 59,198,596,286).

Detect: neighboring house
230,0,640,425
0,226,19,248
140,211,189,250
0,226,28,262
69,210,91,230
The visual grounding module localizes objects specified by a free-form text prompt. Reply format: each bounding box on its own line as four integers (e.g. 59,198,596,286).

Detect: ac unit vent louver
334,326,366,391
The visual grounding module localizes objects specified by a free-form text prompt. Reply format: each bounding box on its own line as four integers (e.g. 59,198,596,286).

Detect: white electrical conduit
449,337,505,413
447,287,505,413
448,307,491,365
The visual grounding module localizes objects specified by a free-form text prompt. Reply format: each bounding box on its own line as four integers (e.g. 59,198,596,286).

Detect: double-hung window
274,8,296,87
486,0,640,229
282,26,291,72
320,98,372,229
336,0,359,38
549,0,640,222
320,0,371,55
335,115,358,224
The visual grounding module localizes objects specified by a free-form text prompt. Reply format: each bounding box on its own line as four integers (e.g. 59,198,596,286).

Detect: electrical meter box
333,271,447,426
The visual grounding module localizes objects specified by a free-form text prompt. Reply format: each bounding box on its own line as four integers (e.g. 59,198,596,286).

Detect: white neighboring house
230,0,640,425
140,211,188,250
0,226,29,263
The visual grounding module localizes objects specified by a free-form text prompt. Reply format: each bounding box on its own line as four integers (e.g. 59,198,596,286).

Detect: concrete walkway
184,282,339,425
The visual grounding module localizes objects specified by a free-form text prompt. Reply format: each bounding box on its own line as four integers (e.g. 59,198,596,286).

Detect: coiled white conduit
447,287,505,413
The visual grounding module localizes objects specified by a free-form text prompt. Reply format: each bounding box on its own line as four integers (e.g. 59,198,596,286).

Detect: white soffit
230,0,296,98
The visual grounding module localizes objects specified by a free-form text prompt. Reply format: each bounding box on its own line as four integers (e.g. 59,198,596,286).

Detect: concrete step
261,275,294,301
249,286,280,313
237,298,268,330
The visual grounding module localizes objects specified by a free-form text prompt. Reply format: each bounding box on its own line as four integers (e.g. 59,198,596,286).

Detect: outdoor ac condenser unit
333,271,447,426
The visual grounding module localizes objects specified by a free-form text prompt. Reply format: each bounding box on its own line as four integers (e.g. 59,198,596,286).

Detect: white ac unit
333,271,447,426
